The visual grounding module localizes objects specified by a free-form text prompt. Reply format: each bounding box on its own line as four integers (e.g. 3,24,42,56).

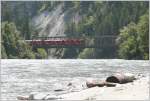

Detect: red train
30,39,85,46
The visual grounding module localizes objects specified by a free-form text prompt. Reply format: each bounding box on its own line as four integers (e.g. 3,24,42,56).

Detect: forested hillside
1,1,149,59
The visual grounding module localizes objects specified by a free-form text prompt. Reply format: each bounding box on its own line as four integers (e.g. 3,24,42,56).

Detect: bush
117,12,149,60
36,48,47,59
78,48,95,59
1,22,36,59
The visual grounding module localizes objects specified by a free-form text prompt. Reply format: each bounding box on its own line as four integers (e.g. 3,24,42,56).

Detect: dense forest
1,1,149,59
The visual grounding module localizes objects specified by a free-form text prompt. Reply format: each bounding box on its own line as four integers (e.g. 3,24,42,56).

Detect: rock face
106,73,136,84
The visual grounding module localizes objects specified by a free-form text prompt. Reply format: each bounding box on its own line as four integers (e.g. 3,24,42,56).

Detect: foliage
1,1,149,59
63,1,149,59
118,12,149,60
1,22,35,59
118,23,140,59
78,48,95,59
36,48,47,59
137,12,149,59
1,1,60,40
1,44,8,59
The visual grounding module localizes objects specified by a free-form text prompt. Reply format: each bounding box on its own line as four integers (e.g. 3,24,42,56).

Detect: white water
1,59,150,100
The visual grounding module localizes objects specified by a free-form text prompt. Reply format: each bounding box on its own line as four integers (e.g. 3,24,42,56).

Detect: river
1,59,150,100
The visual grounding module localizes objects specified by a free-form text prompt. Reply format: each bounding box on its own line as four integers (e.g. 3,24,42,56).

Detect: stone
105,82,117,87
54,89,65,91
86,80,105,88
67,82,72,86
29,92,49,100
44,94,62,100
17,96,29,100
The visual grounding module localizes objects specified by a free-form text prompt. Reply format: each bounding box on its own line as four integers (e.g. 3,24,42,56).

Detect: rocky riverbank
94,76,149,100
59,76,149,100
17,74,149,100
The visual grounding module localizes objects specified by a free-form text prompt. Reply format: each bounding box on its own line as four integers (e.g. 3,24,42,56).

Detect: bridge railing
31,35,116,39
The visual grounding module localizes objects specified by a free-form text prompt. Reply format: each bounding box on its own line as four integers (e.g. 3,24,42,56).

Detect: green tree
117,12,149,60
1,22,35,59
1,44,8,59
78,48,95,59
36,48,47,59
117,22,140,59
64,1,148,59
137,12,149,59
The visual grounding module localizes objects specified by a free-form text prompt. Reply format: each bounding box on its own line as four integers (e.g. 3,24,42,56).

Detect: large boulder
17,96,29,100
86,79,117,88
86,79,105,88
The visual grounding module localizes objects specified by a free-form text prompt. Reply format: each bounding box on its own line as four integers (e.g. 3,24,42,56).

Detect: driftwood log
106,73,136,84
86,73,136,88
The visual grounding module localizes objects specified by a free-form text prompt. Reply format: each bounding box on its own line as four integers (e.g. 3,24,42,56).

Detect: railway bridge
25,36,117,48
